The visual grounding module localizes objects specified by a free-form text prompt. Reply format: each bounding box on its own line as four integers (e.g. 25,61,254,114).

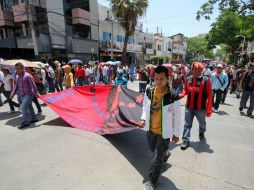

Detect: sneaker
18,123,30,129
162,149,171,164
30,119,39,123
144,181,155,190
37,111,42,115
239,107,243,111
8,110,15,114
199,132,205,140
214,109,218,113
247,114,253,118
181,140,190,150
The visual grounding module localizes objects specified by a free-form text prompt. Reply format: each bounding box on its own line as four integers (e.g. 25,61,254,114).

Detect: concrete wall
16,34,51,53
46,0,66,49
0,38,16,48
69,38,98,54
89,0,99,41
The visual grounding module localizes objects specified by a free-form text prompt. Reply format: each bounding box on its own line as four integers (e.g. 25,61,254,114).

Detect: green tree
206,9,254,63
197,0,254,20
110,0,148,63
206,10,241,56
186,35,214,63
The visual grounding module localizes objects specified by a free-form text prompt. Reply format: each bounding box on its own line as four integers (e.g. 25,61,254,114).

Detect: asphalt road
0,81,253,190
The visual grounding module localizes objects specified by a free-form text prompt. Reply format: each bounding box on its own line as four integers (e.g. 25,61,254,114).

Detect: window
103,32,111,41
158,44,161,51
146,43,152,49
117,35,124,42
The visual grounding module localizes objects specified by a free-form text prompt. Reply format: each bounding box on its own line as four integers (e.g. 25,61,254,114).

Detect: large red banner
39,85,144,135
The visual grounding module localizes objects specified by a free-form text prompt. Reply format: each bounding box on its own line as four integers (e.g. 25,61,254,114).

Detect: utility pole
105,11,114,61
27,5,39,60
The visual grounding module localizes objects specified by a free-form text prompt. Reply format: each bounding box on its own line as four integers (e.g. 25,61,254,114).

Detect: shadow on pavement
5,115,46,128
216,111,229,116
240,112,254,119
190,138,214,154
222,103,234,106
0,111,21,121
42,117,72,127
104,130,180,190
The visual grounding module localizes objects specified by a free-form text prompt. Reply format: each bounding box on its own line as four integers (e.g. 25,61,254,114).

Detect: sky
97,0,219,37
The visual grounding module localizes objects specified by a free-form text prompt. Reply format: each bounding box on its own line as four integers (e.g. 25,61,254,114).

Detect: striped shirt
15,71,37,97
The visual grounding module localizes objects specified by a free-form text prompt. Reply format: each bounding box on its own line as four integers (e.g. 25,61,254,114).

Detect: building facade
0,0,99,62
98,4,142,64
170,33,187,63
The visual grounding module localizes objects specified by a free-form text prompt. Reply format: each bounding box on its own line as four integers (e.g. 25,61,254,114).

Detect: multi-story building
134,30,154,61
98,4,142,63
0,0,99,62
170,33,187,63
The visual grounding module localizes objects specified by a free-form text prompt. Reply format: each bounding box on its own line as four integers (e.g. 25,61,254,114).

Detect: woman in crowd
172,67,185,94
1,68,20,113
63,65,74,89
115,70,127,88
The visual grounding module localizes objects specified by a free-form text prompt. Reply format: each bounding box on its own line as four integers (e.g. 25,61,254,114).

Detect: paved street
0,81,253,190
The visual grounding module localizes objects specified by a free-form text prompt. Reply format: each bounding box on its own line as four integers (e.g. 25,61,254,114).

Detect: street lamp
235,35,246,65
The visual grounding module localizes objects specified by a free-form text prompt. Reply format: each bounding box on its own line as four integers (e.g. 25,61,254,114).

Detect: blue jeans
21,95,37,125
182,108,206,141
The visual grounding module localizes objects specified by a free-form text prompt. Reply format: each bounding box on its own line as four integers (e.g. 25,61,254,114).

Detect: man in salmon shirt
179,62,213,150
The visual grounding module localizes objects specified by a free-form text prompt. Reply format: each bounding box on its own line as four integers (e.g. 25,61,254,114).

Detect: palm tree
109,0,148,63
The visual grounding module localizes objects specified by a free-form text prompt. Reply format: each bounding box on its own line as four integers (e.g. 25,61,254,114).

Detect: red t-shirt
76,68,86,78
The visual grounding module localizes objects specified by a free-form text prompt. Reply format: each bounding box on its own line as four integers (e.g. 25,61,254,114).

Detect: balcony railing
0,10,14,27
12,3,37,23
72,8,91,26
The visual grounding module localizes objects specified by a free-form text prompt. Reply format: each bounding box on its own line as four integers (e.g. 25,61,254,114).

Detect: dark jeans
147,131,170,184
0,88,7,105
47,79,55,93
240,91,254,115
5,91,20,111
182,108,206,141
221,87,229,103
76,77,84,86
213,89,223,110
32,96,42,113
139,83,147,93
55,81,63,92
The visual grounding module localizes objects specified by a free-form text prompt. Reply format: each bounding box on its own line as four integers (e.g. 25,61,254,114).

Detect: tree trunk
122,31,130,65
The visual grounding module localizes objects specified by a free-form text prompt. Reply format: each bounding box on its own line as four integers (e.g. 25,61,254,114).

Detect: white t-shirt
102,66,108,76
41,69,46,85
3,74,14,91
85,68,90,76
203,68,212,77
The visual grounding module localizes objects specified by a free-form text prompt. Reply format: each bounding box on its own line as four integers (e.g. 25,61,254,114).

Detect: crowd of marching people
0,59,253,126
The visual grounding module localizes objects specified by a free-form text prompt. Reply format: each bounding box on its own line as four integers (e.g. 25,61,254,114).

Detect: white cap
217,64,223,68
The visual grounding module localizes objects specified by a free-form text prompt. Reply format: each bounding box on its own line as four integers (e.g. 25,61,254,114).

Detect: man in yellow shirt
139,66,181,190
